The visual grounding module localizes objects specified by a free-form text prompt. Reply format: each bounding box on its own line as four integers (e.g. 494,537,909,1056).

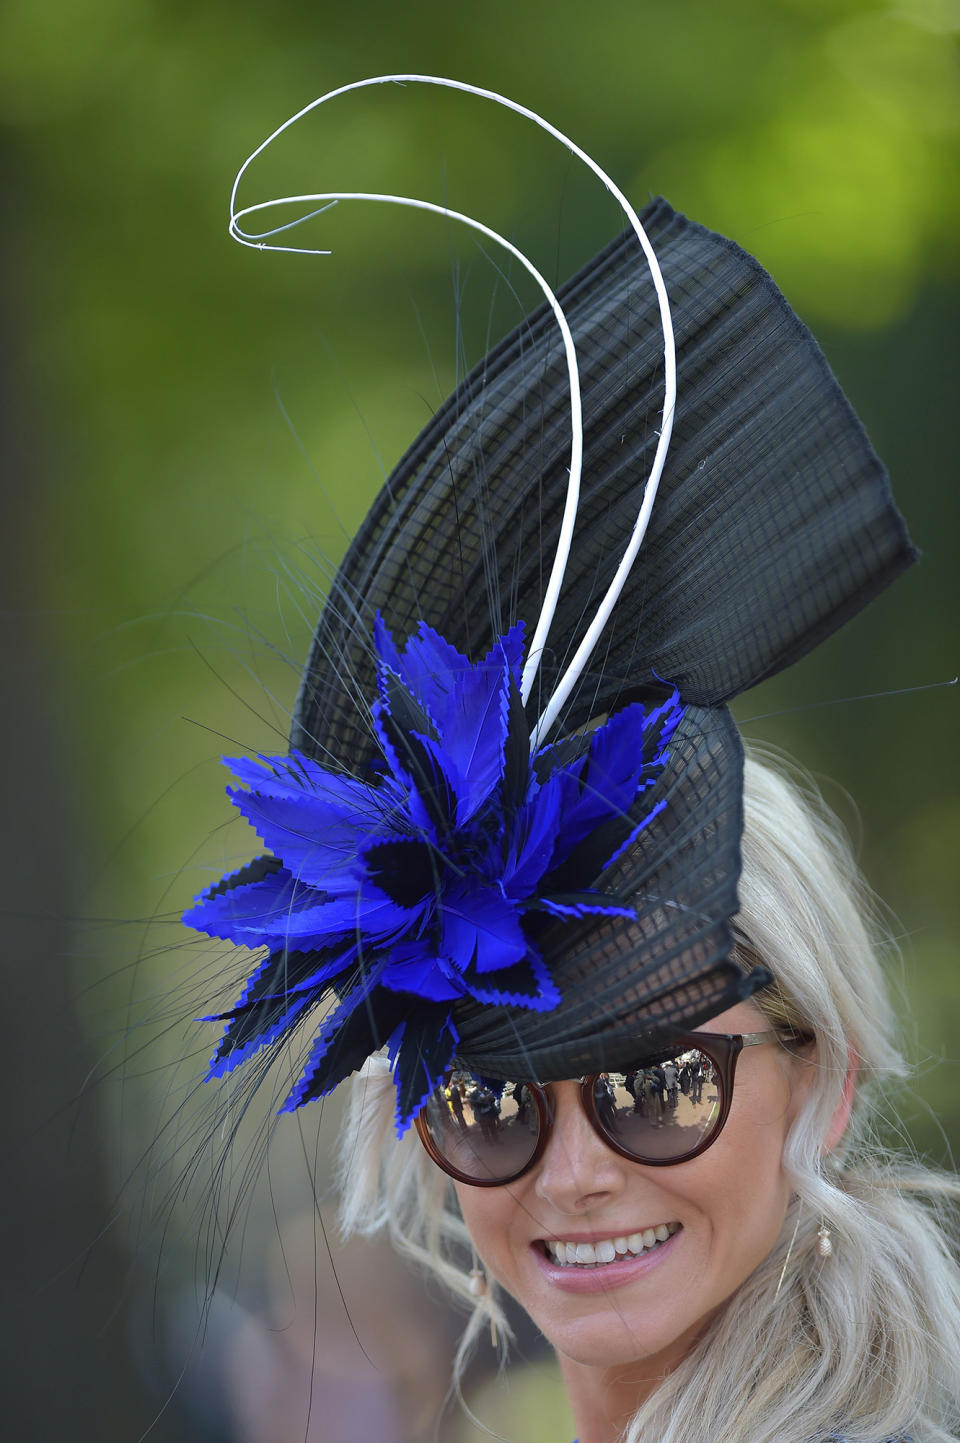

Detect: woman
186,79,959,1441
339,754,960,1442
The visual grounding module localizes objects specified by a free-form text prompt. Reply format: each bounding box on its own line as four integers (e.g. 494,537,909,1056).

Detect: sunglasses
415,1031,794,1186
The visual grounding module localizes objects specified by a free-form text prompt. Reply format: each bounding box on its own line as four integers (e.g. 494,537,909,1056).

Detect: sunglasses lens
420,1077,540,1183
594,1051,721,1162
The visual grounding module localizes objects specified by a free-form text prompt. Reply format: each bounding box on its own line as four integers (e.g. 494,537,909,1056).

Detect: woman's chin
539,1305,698,1374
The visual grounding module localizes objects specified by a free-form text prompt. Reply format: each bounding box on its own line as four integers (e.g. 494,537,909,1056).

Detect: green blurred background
1,2,956,1440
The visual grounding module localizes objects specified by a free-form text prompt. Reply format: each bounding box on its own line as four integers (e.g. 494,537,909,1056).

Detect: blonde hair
338,753,960,1441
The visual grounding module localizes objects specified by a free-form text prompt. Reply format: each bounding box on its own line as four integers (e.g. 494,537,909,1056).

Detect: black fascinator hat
186,83,914,1134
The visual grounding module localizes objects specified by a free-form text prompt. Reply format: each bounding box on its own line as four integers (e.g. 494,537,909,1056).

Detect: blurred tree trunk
0,185,196,1443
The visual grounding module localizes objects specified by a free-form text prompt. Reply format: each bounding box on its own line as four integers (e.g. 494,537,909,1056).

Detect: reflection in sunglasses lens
598,1051,720,1161
422,1079,540,1181
423,1050,722,1180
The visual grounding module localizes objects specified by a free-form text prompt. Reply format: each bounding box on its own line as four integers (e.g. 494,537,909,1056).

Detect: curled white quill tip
229,74,676,748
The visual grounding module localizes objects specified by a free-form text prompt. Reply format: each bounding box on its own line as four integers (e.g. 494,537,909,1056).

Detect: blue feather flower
184,618,683,1134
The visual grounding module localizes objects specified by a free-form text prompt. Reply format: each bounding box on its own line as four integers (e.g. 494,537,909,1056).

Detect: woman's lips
531,1224,682,1293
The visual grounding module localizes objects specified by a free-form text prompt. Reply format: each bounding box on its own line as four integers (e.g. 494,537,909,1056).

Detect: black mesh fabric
289,198,916,1082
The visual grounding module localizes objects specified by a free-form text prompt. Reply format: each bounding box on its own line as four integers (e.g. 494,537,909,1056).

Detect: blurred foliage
456,1357,577,1442
2,1,957,1440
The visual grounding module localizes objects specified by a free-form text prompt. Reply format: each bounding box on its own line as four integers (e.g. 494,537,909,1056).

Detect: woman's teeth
544,1223,680,1267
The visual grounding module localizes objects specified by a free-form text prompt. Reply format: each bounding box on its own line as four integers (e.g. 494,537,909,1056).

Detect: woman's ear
823,1044,859,1153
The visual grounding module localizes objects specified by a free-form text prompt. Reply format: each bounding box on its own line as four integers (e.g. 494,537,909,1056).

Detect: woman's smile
539,1221,681,1267
531,1223,683,1293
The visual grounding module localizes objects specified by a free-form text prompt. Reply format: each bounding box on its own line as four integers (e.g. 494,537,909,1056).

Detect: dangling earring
468,1250,487,1297
468,1250,499,1347
816,1222,834,1258
774,1209,802,1299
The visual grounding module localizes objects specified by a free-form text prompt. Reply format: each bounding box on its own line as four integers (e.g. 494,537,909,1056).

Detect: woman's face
453,1001,811,1378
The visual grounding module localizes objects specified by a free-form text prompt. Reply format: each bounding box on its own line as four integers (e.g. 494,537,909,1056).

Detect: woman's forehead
691,999,768,1035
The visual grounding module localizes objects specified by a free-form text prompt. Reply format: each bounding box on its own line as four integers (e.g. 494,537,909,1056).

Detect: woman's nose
532,1081,628,1212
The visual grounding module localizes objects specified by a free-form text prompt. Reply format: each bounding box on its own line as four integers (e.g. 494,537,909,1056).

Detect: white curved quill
229,75,676,749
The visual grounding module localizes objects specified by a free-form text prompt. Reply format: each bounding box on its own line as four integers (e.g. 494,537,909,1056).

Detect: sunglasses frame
415,1030,791,1187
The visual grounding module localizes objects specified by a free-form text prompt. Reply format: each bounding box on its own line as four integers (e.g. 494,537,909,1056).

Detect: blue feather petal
554,706,648,844
280,962,387,1111
533,895,637,920
185,868,313,948
370,692,447,839
445,656,511,824
187,868,415,952
381,942,465,1002
391,1009,460,1135
206,990,314,1079
463,948,562,1011
228,787,396,890
372,612,403,680
440,884,529,975
414,657,512,826
225,752,374,809
224,943,362,1004
390,620,473,725
547,693,682,866
482,621,526,689
639,686,685,765
204,942,361,1078
205,947,321,1078
503,768,574,894
277,887,417,943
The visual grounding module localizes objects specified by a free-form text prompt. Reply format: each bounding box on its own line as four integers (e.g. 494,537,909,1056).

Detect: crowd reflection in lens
422,1048,723,1178
602,1050,718,1160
